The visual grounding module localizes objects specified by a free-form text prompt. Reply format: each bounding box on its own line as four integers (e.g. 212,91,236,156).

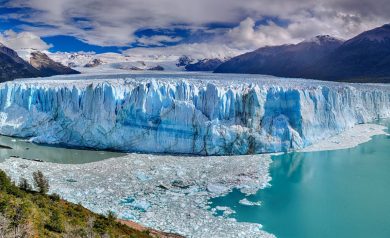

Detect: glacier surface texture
0,73,389,155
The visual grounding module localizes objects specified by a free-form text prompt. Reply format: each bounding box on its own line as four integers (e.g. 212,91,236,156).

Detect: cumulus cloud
2,0,390,52
225,18,301,49
0,30,52,51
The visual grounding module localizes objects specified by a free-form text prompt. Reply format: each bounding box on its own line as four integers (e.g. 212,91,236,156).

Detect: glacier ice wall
0,75,389,155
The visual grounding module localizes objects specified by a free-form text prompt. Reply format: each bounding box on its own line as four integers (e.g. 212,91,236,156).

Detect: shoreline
117,219,184,238
301,123,387,152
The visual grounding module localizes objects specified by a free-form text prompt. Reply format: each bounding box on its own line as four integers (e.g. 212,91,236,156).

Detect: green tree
106,211,117,226
18,178,32,191
0,170,12,191
32,170,49,194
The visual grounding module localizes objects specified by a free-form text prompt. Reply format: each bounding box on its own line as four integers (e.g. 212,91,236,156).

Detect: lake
210,120,390,238
0,135,125,164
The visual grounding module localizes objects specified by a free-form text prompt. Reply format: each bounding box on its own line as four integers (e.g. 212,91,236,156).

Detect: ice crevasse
0,74,389,155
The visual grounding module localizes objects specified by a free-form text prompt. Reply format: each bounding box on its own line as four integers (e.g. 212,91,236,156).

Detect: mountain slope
315,24,390,82
185,58,224,71
29,51,80,77
214,35,343,78
215,24,390,82
0,44,40,82
0,169,165,238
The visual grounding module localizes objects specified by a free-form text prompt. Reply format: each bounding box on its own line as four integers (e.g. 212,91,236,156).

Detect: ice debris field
0,122,385,238
1,72,390,155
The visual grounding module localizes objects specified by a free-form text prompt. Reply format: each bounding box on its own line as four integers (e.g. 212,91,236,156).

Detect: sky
0,0,389,58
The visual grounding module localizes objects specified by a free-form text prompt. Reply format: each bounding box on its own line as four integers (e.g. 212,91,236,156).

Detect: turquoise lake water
210,121,390,238
0,135,125,164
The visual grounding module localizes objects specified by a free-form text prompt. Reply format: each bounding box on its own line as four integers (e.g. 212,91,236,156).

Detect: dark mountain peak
0,43,26,64
185,58,224,71
84,58,103,68
176,55,194,67
29,51,80,77
0,45,40,82
303,35,344,45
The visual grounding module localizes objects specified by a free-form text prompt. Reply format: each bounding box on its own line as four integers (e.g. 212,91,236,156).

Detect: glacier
0,72,389,155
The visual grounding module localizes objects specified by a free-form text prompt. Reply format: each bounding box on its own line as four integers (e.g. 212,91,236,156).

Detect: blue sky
0,0,389,56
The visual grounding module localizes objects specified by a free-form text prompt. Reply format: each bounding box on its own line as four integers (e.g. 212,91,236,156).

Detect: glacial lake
0,135,125,164
210,120,390,238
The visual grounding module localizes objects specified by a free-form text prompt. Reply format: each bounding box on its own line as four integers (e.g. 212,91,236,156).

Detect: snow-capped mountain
16,48,81,76
0,44,40,82
316,24,390,82
48,51,229,73
48,51,174,73
28,51,80,76
84,58,103,68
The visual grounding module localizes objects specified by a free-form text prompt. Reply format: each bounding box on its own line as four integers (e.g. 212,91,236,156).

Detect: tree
32,171,49,194
18,178,32,191
106,211,117,226
0,170,12,191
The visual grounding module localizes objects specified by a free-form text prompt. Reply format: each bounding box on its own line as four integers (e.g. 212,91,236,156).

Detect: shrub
93,216,108,235
49,193,61,201
45,209,65,233
6,199,31,236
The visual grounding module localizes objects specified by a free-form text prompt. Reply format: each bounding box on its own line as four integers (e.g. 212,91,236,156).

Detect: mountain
84,58,103,68
29,51,80,77
0,44,40,82
176,55,194,67
185,58,224,71
215,24,390,82
314,24,390,82
214,35,344,78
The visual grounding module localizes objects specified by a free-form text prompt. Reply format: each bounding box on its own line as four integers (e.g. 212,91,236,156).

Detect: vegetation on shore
0,169,154,238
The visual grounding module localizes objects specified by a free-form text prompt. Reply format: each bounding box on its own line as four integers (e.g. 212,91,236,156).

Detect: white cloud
4,0,390,48
2,0,389,57
123,43,244,61
0,30,52,51
136,35,183,46
225,18,301,49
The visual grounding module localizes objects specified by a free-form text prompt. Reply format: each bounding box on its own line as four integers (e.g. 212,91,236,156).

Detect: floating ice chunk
135,172,151,181
239,198,262,206
121,196,150,212
207,183,229,195
130,200,151,212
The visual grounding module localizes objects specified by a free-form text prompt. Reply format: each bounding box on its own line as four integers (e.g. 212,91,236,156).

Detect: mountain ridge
215,24,390,83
